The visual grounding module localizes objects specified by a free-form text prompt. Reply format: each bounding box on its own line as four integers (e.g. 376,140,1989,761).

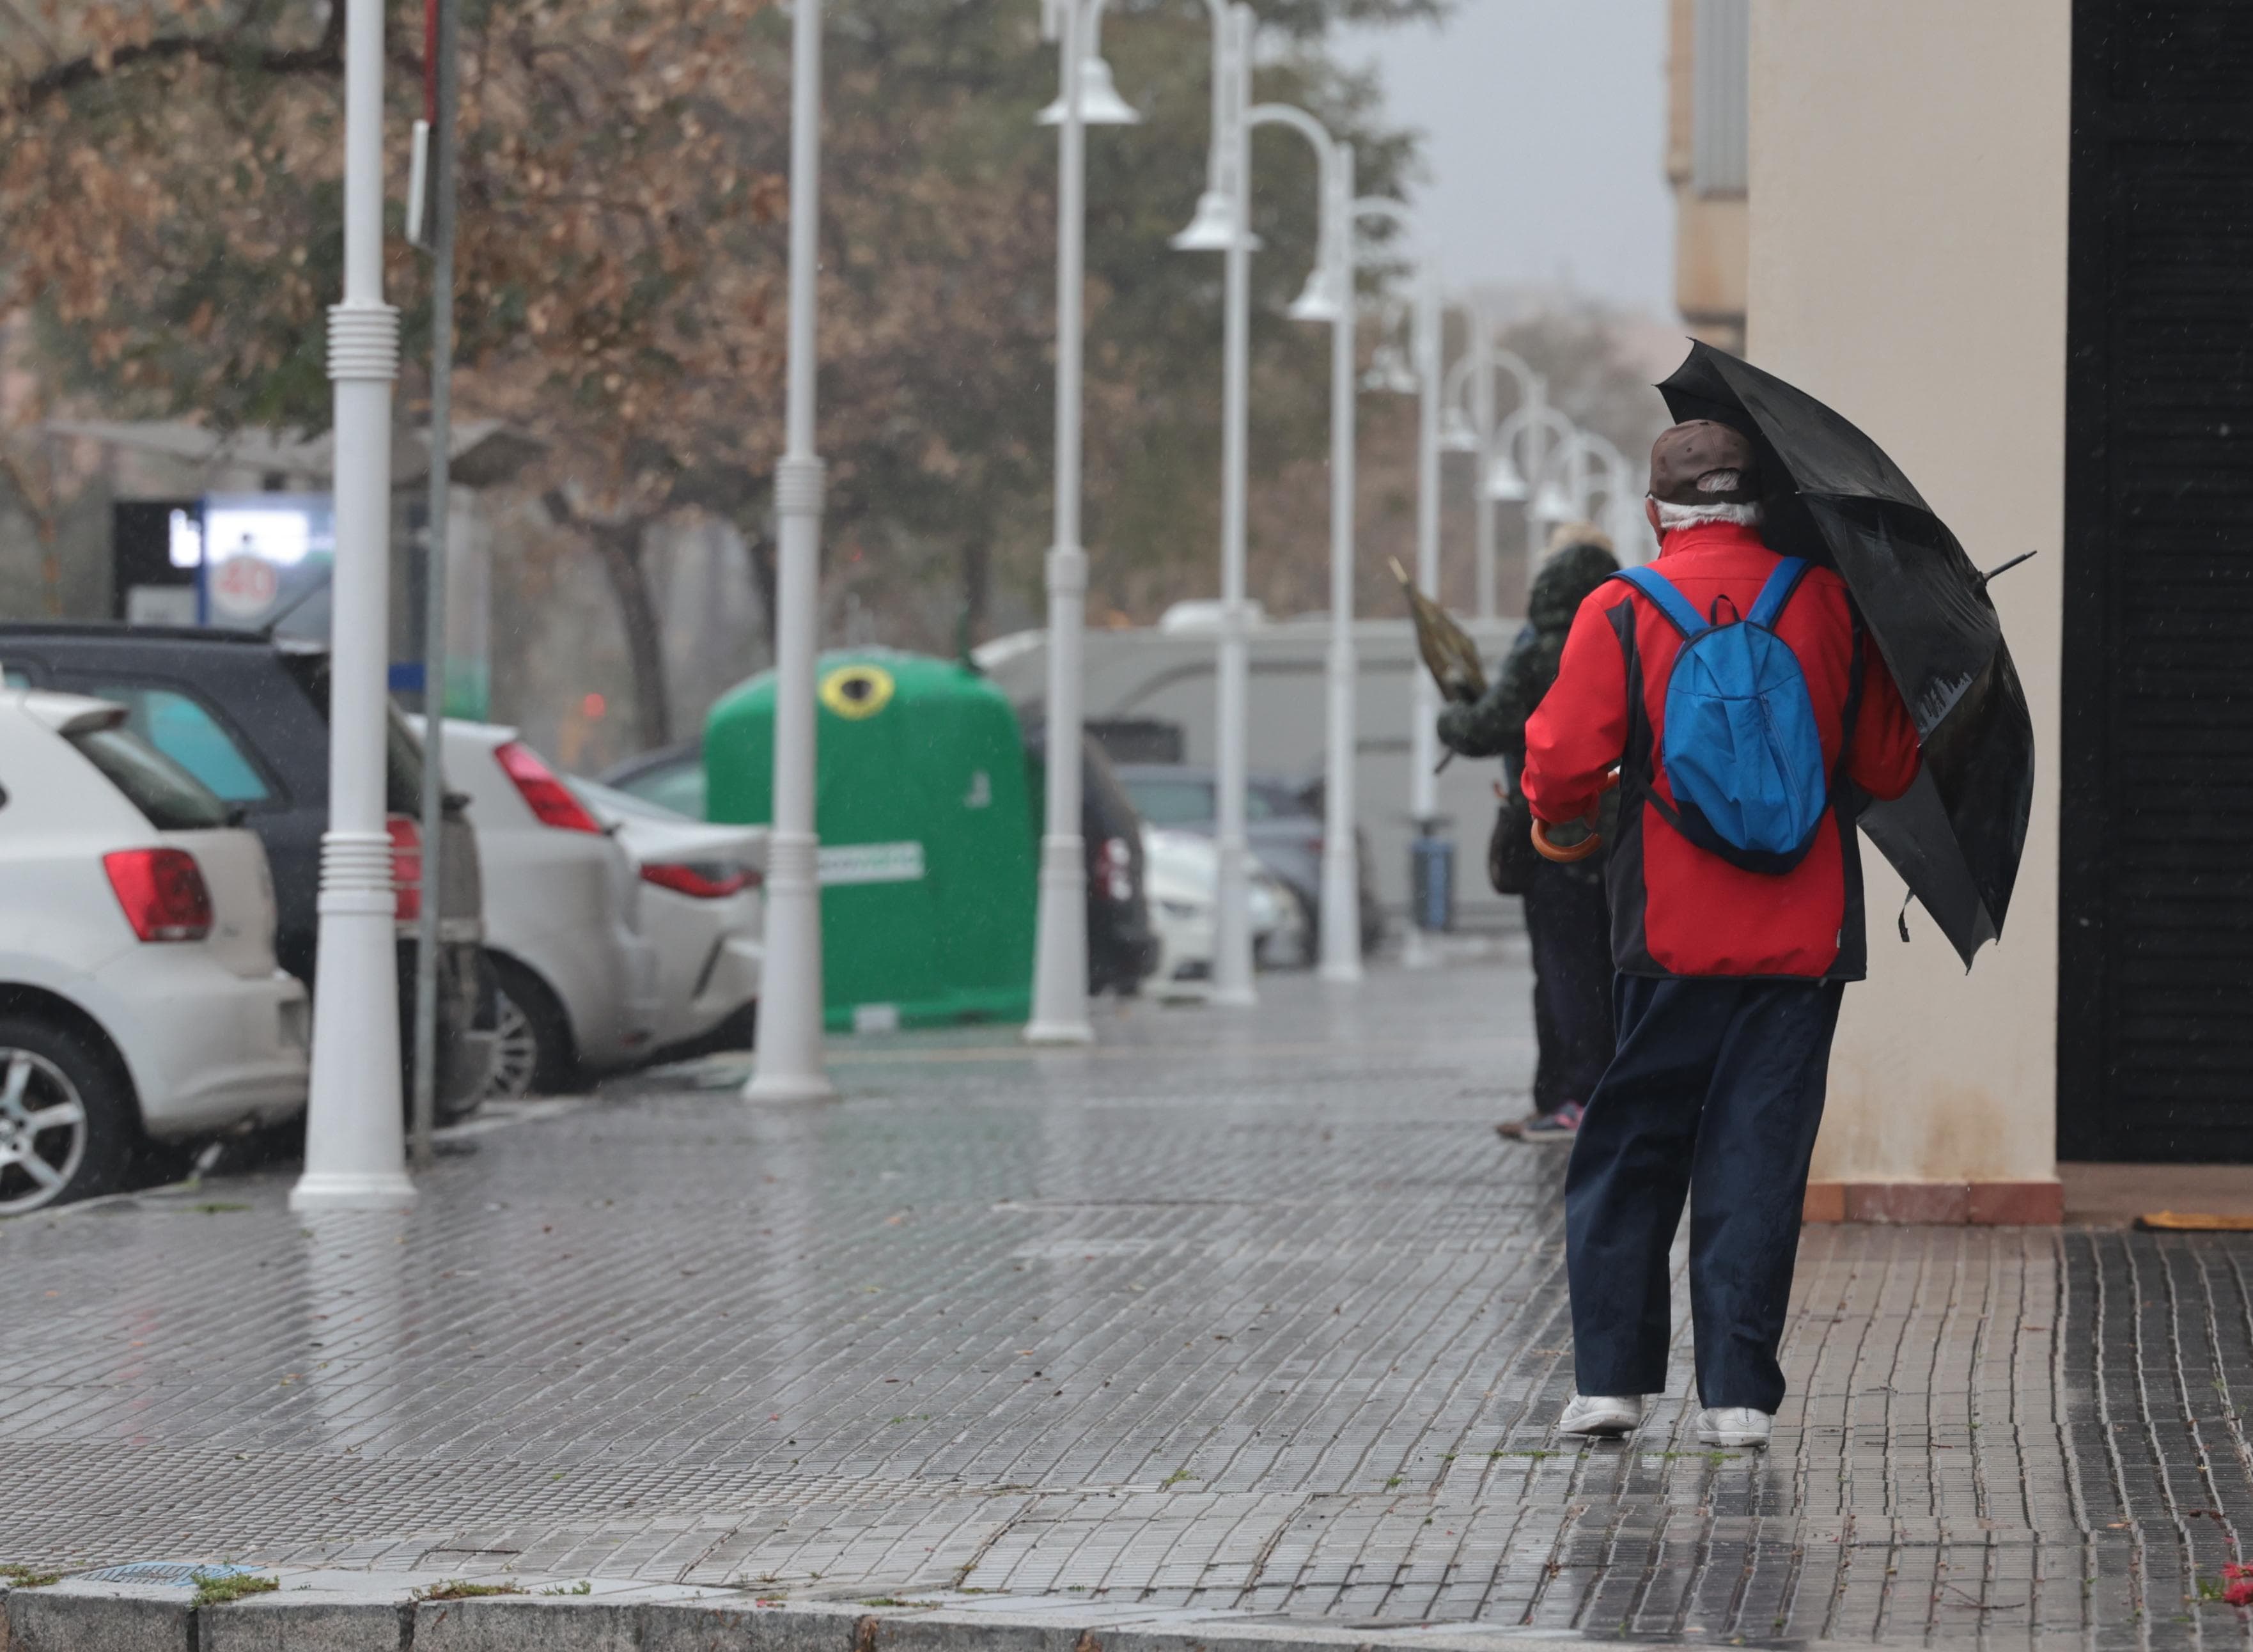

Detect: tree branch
10,22,343,111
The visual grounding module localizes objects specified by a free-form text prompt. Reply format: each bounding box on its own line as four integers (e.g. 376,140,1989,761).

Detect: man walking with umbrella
1523,419,1924,1449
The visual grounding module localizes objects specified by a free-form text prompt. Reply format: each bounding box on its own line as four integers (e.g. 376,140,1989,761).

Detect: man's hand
1437,702,1477,756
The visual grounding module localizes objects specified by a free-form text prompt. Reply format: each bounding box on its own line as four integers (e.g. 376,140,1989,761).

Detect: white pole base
745,1070,839,1103
290,1172,417,1213
1025,833,1093,1046
1208,986,1258,1008
1316,835,1362,988
745,832,832,1103
295,837,411,1214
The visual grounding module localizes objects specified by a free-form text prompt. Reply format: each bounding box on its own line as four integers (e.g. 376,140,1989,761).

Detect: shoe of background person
1558,1393,1643,1437
1696,1407,1773,1448
1495,1113,1536,1141
1520,1100,1585,1142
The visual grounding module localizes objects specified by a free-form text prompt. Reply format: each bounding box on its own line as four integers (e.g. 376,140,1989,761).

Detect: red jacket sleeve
1848,649,1922,803
1523,591,1630,824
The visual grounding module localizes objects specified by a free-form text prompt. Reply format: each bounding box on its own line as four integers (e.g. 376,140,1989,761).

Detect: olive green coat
1438,542,1621,875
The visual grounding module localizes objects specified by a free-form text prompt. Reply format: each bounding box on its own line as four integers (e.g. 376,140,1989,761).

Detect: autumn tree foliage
2,0,1435,748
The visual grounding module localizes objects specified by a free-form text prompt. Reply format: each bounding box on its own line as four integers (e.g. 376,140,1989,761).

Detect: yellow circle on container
820,663,896,721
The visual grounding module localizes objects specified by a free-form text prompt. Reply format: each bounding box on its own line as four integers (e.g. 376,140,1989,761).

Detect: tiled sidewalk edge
2,1577,1672,1652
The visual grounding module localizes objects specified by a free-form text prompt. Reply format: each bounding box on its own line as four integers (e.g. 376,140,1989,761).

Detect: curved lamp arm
1049,0,1237,221
1245,102,1344,313
1488,343,1541,407
1574,429,1633,503
1246,102,1339,186
1493,400,1583,468
1437,322,1544,428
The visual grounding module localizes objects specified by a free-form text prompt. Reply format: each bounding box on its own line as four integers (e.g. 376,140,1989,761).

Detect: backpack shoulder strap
1747,556,1813,629
1609,565,1706,637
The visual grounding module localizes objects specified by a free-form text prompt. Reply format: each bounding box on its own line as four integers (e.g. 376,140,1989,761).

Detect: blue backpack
1612,557,1853,876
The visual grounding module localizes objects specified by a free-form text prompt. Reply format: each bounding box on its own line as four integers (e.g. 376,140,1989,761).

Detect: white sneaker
1558,1393,1643,1437
1696,1407,1773,1448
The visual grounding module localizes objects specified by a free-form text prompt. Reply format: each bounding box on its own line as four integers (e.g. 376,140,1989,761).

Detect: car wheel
483,960,577,1099
0,1015,135,1215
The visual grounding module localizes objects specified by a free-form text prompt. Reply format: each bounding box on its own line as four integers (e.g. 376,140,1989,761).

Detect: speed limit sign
208,554,280,618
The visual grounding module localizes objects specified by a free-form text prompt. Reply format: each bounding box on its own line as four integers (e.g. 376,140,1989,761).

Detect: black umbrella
1657,341,2034,968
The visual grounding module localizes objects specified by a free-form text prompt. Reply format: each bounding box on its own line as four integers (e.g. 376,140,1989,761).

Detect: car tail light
641,862,754,900
1095,835,1135,904
494,740,602,833
387,814,422,923
103,848,213,942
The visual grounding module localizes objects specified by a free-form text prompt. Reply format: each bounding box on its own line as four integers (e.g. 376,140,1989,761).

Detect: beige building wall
1747,0,2071,1212
1668,0,1749,350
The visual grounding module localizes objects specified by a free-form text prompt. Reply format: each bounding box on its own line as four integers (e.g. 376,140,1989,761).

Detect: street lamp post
1242,102,1358,986
1024,0,1099,1046
1407,254,1441,969
1204,3,1259,1010
1027,0,1226,1040
1320,144,1360,985
745,0,838,1102
1470,304,1497,621
1355,203,1442,969
292,0,413,1212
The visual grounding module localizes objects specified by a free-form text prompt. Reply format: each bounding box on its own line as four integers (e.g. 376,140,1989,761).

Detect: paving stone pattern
3,961,2252,1648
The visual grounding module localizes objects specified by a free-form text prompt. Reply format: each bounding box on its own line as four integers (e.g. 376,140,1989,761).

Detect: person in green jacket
1438,524,1621,1142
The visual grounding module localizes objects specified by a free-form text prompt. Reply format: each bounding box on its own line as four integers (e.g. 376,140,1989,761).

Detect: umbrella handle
1529,769,1620,864
1532,819,1602,864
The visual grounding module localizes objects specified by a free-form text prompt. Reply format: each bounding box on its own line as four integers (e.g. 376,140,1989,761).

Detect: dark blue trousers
1564,974,1844,1412
1523,860,1614,1114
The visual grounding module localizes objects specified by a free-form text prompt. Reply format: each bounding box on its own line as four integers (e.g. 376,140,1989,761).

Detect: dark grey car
1113,764,1384,963
0,624,496,1121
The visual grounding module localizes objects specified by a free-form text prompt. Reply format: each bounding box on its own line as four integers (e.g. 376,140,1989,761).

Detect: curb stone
0,1574,1673,1652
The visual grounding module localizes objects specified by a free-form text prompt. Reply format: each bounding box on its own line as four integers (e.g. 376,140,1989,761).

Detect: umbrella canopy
1657,341,2034,967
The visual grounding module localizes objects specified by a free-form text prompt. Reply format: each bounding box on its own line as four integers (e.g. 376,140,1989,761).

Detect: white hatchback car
417,718,658,1096
570,777,764,1060
0,691,307,1212
1141,826,1297,1001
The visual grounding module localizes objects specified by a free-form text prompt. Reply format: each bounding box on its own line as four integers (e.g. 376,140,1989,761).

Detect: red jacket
1522,520,1922,979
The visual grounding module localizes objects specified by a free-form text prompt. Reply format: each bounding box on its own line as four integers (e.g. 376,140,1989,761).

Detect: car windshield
279,649,426,814
1121,776,1215,827
67,722,231,830
569,774,690,822
1122,774,1296,825
86,683,274,806
611,756,706,820
1252,782,1316,820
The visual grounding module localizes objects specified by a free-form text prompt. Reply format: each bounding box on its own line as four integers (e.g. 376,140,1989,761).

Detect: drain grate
75,1562,261,1587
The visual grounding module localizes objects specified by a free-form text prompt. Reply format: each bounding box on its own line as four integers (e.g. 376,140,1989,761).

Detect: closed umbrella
1657,341,2034,968
1388,556,1486,705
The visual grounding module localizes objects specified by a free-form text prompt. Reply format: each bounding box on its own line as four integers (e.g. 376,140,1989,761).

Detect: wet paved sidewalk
4,956,2253,1648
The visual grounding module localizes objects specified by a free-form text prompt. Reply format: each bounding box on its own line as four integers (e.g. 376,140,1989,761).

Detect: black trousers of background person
1563,974,1846,1412
1523,859,1616,1115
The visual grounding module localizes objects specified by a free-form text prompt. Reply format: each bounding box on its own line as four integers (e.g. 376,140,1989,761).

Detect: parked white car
570,777,764,1059
415,718,658,1096
0,691,307,1212
1141,826,1298,1002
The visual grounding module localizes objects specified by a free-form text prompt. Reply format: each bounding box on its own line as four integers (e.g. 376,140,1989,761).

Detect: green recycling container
704,649,1036,1032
